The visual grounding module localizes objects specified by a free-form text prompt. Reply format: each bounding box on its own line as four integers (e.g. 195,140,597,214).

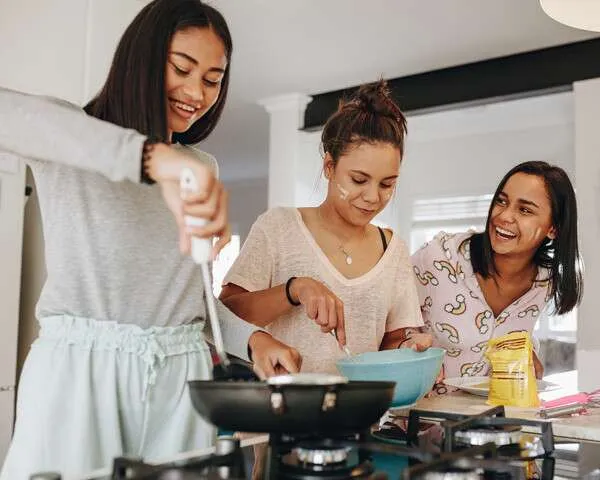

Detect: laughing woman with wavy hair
411,161,582,394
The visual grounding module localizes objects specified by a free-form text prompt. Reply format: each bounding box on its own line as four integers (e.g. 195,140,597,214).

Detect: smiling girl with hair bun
220,80,432,374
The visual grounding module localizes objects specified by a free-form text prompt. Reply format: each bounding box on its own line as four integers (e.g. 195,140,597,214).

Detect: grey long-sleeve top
0,87,259,361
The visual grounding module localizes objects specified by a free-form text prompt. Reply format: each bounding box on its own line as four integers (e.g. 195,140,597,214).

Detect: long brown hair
85,0,232,144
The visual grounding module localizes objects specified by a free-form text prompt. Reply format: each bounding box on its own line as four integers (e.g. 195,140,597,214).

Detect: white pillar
259,93,312,208
573,77,600,392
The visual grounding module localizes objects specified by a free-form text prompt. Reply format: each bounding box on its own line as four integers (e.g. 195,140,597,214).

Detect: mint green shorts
1,315,214,480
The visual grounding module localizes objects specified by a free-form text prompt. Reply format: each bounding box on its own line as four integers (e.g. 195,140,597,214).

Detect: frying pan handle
270,388,285,415
268,384,341,415
321,385,339,412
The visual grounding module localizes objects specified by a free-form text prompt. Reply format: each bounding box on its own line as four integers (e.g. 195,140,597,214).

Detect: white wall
225,176,268,241
296,92,574,243
83,0,146,100
573,78,600,392
16,170,46,383
0,0,88,462
0,157,26,462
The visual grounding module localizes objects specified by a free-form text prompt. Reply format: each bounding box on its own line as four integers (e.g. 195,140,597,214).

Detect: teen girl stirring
220,81,431,374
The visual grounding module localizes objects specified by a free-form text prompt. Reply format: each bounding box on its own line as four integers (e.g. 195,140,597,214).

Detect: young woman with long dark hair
411,161,582,393
0,1,299,477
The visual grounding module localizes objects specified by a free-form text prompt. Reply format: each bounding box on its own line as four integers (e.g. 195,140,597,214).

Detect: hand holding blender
180,167,232,378
179,164,301,380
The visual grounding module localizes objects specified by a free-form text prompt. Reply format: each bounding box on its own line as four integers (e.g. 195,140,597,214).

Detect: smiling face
488,172,556,257
165,27,228,139
325,141,400,226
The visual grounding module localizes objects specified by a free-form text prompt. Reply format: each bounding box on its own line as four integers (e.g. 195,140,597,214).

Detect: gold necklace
316,207,364,265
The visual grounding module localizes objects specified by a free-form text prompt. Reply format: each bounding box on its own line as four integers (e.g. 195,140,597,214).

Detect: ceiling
197,0,598,182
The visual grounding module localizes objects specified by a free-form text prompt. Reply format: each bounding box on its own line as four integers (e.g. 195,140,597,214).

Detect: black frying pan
188,376,395,434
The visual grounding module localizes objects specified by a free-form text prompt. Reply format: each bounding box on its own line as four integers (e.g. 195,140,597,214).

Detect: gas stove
49,406,600,479
101,433,500,480
375,405,600,479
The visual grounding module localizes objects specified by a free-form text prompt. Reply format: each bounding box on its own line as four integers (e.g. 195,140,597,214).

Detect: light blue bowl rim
336,347,445,367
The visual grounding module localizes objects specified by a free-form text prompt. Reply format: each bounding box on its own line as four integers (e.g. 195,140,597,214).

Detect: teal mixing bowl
336,348,445,407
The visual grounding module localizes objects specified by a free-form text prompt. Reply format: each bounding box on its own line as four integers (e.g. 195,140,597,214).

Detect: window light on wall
413,194,493,223
212,234,240,297
410,194,492,253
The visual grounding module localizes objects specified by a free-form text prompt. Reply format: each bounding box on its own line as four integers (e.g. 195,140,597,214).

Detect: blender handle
180,168,230,370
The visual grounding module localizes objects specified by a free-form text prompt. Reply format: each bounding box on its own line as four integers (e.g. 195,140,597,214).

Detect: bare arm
219,283,295,328
0,87,145,182
380,328,407,350
220,277,347,344
380,327,432,351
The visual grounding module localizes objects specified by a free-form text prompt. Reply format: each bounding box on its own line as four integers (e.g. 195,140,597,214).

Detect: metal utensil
200,264,231,378
181,167,255,381
539,402,588,419
330,329,352,357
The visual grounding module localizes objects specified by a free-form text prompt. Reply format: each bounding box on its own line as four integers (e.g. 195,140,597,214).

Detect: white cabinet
0,154,26,463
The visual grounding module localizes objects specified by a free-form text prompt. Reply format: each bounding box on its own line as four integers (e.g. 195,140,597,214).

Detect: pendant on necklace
340,247,353,265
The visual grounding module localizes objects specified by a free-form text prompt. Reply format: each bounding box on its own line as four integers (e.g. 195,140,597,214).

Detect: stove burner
421,470,480,480
400,444,518,480
454,428,547,460
455,427,524,447
279,450,374,479
294,445,350,465
405,406,507,446
426,407,555,459
275,437,375,479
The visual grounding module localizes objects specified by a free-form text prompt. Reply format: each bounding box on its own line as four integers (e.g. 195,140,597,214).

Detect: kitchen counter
80,372,600,478
391,389,600,443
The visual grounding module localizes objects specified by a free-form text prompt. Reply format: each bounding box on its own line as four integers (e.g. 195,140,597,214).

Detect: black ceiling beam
303,37,600,130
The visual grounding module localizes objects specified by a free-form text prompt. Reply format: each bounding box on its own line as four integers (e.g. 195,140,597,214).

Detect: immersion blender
180,167,231,377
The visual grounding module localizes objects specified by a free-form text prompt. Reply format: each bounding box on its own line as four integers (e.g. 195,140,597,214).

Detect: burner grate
444,416,554,459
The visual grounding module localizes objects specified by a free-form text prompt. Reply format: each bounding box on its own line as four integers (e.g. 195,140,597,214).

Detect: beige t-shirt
223,207,424,373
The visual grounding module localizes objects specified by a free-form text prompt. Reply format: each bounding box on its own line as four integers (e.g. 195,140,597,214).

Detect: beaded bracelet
141,138,159,185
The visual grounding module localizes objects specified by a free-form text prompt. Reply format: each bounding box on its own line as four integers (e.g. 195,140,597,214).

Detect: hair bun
343,80,402,122
322,78,407,161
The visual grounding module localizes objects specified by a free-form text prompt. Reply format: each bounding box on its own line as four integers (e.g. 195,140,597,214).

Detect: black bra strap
377,226,388,252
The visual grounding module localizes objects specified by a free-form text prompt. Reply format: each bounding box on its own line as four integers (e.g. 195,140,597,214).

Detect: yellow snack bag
485,331,540,408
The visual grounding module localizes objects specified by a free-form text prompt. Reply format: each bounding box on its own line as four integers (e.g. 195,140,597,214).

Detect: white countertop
392,370,600,443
